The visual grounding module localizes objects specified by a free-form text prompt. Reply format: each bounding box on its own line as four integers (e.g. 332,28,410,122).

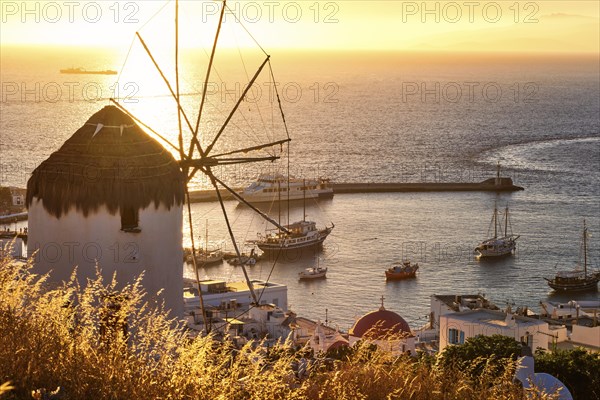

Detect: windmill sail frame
110,0,293,332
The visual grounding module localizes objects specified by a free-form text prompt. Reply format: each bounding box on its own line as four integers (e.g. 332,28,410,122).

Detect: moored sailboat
250,178,334,253
545,221,600,292
185,221,223,266
475,204,519,258
185,248,223,266
253,220,334,253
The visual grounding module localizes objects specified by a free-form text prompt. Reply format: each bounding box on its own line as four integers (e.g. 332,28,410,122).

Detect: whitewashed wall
439,312,549,352
28,199,183,318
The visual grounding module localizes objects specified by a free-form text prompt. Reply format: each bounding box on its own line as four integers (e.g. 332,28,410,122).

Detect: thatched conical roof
27,105,185,217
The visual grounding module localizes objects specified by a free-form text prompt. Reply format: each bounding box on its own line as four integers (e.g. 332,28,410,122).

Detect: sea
1,46,599,331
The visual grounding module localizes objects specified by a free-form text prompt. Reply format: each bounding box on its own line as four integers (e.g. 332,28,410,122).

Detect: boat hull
299,273,326,279
188,256,222,266
239,189,333,204
257,231,330,253
475,248,515,258
545,276,600,292
385,271,417,280
475,238,517,258
299,267,327,279
385,263,419,280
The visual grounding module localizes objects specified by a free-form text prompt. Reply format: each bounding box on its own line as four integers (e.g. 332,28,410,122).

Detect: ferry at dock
238,174,333,204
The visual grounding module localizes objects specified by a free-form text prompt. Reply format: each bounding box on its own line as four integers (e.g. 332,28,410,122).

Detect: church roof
26,106,184,217
349,307,412,339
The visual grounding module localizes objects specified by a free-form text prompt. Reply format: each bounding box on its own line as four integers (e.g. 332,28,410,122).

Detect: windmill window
121,207,141,233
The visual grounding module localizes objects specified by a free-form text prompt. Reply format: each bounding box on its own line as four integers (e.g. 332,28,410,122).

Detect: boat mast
496,161,500,185
303,178,306,222
278,179,281,231
287,142,290,225
583,220,588,277
493,202,498,238
504,205,509,237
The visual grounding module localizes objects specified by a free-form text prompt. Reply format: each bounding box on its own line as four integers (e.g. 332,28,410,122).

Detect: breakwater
187,178,523,203
0,179,523,217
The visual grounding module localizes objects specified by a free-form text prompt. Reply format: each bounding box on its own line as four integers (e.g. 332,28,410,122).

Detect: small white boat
238,174,333,204
475,204,519,258
299,266,327,280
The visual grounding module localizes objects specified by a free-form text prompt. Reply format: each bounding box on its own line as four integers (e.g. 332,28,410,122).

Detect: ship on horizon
60,67,117,75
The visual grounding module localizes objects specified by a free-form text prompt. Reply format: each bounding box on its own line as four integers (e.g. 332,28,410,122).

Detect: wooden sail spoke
110,99,182,155
190,0,226,160
180,156,279,169
135,32,197,141
205,167,259,304
210,138,291,158
110,0,297,330
204,55,271,156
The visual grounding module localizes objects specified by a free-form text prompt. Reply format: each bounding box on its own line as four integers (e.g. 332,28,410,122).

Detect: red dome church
348,297,416,355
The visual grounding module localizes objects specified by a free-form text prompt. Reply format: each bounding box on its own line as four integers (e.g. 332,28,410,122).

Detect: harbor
1,0,599,397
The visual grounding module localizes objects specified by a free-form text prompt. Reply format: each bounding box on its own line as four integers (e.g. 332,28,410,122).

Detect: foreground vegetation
0,254,581,399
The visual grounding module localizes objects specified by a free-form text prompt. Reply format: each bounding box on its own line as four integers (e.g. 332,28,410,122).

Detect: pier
0,212,28,224
186,178,523,203
333,178,523,194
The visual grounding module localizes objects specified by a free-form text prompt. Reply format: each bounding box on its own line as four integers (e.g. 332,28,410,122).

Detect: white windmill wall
28,198,183,318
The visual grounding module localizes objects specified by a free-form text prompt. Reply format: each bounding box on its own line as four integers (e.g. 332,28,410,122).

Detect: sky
0,0,598,53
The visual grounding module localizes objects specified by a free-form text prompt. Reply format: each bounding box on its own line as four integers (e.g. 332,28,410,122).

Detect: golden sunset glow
0,0,598,53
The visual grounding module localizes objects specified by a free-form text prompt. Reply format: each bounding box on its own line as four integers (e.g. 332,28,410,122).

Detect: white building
416,294,500,346
539,301,600,351
309,321,349,354
570,318,600,349
184,280,291,343
439,309,550,352
245,304,294,340
183,279,288,314
6,187,26,207
429,294,500,332
27,105,185,318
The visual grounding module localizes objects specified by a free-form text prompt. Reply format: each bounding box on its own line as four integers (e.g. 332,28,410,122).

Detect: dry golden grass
0,254,555,400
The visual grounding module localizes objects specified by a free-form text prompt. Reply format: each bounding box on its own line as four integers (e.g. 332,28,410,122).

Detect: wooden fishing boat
545,221,600,292
385,261,418,280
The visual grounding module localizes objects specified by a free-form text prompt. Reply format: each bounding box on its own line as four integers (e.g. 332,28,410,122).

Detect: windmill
110,0,292,330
